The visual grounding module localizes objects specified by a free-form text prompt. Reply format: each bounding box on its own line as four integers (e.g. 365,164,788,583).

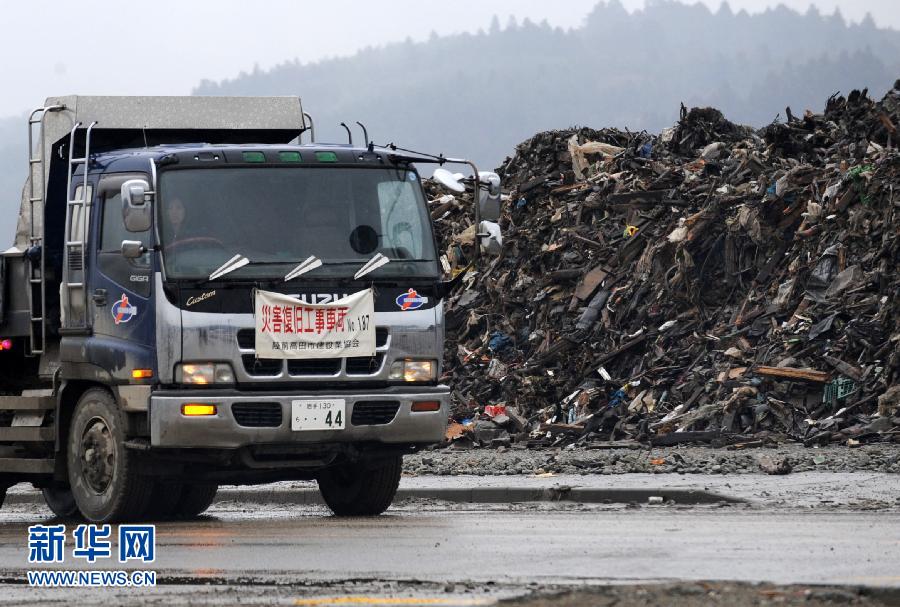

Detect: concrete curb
6,486,744,507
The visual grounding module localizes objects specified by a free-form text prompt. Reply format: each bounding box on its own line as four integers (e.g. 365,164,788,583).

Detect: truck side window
377,180,425,260
101,192,149,267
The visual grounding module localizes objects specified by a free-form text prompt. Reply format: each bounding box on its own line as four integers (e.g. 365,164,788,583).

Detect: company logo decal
396,289,428,311
111,295,137,325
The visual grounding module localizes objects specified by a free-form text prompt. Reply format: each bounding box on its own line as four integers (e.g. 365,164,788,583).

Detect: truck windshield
158,166,439,280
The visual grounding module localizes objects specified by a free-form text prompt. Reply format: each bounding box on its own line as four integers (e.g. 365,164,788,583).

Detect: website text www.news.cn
26,523,156,588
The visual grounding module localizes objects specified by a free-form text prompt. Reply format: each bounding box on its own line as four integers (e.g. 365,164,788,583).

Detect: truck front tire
145,482,218,520
144,481,183,520
317,455,402,516
42,484,80,519
175,484,218,518
67,388,153,523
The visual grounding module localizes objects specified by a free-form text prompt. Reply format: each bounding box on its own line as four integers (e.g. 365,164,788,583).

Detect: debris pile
430,82,900,449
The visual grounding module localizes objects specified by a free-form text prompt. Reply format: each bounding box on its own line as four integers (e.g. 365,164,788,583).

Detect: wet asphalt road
0,474,898,606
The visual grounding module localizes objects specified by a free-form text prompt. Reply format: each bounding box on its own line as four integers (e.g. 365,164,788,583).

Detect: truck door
90,176,154,344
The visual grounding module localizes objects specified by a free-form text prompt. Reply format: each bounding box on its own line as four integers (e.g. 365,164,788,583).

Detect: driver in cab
161,196,240,276
162,197,222,253
163,196,187,248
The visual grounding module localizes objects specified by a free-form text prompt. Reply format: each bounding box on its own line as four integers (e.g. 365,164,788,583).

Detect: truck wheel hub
80,417,115,493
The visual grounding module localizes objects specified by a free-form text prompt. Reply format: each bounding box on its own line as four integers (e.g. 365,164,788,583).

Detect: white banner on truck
254,289,375,359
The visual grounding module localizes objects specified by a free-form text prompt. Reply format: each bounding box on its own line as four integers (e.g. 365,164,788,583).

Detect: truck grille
351,401,401,426
232,402,283,428
236,327,389,379
241,355,282,377
287,359,341,376
346,354,385,376
237,329,254,349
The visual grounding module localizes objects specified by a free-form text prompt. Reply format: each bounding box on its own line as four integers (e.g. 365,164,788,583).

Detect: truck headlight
389,359,437,383
175,363,235,385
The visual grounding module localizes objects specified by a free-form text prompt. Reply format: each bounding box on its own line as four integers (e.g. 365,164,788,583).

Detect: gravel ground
404,444,900,476
508,582,900,607
4,579,895,607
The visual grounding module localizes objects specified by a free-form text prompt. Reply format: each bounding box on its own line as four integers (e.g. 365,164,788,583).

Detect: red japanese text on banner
254,289,375,359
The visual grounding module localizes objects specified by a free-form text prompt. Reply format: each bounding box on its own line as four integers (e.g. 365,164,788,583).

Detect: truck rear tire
42,484,80,519
317,456,402,516
67,388,154,523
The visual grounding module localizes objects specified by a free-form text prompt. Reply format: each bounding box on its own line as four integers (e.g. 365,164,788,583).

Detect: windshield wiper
208,254,250,281
354,253,390,280
283,256,323,282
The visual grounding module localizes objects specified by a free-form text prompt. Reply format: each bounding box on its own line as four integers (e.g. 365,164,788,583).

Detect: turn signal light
181,404,217,416
0,339,12,351
411,401,441,412
131,369,153,379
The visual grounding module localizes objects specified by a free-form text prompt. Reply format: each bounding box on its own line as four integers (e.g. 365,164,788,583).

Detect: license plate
291,399,346,431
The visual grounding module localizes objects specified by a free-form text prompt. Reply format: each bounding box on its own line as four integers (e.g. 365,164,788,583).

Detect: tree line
2,0,899,243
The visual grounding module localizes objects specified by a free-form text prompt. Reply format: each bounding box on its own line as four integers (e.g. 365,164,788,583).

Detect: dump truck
0,96,500,522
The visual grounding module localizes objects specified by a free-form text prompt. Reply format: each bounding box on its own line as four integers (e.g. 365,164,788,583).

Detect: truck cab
0,96,498,522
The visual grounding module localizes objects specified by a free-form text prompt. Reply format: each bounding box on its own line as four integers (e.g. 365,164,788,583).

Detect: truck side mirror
434,169,502,221
477,172,502,222
478,221,503,256
121,240,146,259
433,168,465,193
122,179,153,232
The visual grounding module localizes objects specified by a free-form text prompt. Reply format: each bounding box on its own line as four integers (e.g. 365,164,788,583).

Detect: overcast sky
1,0,898,118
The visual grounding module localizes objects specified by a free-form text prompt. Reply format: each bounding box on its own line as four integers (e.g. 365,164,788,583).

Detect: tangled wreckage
432,82,900,450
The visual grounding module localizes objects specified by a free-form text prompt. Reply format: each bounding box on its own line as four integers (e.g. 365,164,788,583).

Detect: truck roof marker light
278,151,302,163
411,401,441,412
315,151,338,163
131,369,153,379
0,339,11,351
182,404,217,416
242,151,266,163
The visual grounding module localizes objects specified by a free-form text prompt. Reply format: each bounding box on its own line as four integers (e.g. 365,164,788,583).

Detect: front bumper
149,386,450,448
